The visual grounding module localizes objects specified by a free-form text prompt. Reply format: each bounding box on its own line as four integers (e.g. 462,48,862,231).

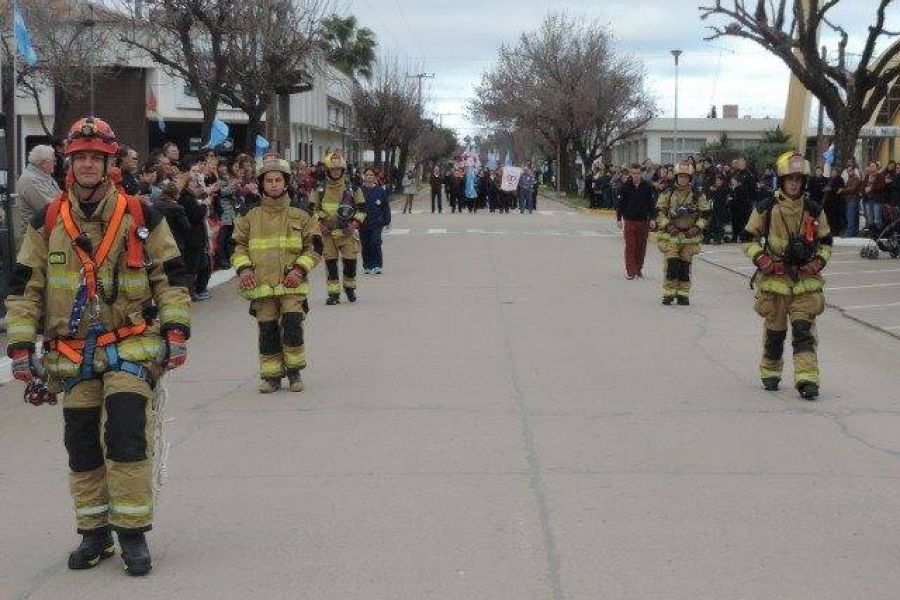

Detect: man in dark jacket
730,157,758,242
360,167,392,274
177,162,212,300
617,163,656,279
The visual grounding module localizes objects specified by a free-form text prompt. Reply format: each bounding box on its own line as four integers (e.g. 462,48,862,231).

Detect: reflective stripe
296,255,316,272
757,275,824,295
239,283,309,300
759,368,783,378
249,237,302,251
110,502,152,516
75,503,109,517
232,255,252,269
795,371,819,384
160,306,190,323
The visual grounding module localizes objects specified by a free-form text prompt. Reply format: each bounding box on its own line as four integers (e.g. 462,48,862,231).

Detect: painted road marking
844,301,900,310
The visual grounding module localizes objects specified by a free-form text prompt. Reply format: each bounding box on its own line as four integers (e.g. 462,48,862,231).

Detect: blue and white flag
14,2,38,67
255,135,270,158
156,114,166,133
823,144,835,167
204,117,229,148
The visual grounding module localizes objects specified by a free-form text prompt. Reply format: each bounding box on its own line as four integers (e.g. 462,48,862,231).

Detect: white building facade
610,117,785,166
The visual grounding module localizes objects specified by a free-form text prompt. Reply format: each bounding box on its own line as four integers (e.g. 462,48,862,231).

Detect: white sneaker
374,267,383,274
363,268,372,275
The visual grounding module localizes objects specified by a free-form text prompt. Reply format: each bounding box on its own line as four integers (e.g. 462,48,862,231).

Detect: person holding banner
517,166,535,214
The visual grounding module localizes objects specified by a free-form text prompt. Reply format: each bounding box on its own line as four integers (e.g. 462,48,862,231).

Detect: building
610,117,784,166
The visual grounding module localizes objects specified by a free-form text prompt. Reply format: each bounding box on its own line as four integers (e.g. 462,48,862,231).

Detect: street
2,194,899,600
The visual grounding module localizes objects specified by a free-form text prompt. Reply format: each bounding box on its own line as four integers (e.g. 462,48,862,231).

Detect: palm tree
321,14,377,80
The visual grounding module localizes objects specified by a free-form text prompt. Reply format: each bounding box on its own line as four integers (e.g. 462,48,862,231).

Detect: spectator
840,160,863,237
617,163,656,279
807,165,827,207
138,161,163,202
517,165,536,214
51,137,67,189
705,172,730,244
823,171,846,236
401,169,416,214
179,157,213,301
862,160,886,235
162,141,182,171
730,157,758,242
116,145,141,195
360,167,392,274
153,175,192,255
429,165,443,214
16,145,61,235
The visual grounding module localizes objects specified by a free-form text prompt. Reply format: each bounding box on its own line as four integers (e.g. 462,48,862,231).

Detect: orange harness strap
58,195,128,299
48,323,149,365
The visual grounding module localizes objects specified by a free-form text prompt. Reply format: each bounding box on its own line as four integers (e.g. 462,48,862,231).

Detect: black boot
661,296,675,305
761,377,780,391
118,531,152,576
68,527,115,570
344,287,357,303
797,381,819,401
677,296,690,306
326,293,340,306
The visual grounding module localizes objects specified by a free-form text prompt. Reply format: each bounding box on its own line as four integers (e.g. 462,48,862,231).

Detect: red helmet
65,117,119,156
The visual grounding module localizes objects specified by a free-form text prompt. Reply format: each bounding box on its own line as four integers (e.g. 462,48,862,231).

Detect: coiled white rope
151,372,172,499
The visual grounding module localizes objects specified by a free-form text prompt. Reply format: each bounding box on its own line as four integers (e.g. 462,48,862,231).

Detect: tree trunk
557,138,572,193
276,92,291,157
832,120,861,170
245,110,264,153
199,100,218,146
398,142,411,189
373,144,383,166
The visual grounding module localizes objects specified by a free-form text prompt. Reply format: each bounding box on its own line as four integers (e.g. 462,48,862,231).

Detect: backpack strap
43,193,66,240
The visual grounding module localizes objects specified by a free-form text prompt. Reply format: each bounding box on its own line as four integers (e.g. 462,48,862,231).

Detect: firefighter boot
68,527,116,570
259,378,281,393
326,293,340,306
797,381,820,401
662,296,675,305
118,531,152,576
761,377,780,391
344,287,357,303
286,369,304,393
677,296,690,306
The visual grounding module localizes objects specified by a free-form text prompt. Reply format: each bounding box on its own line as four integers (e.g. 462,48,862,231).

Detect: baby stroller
860,203,900,259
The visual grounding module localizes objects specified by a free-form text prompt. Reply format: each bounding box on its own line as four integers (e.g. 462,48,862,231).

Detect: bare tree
699,0,900,165
117,0,240,141
471,13,655,192
220,0,328,149
1,0,112,137
352,57,421,171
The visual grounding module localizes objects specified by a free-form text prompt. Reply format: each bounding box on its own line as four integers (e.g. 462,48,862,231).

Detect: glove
282,266,305,288
159,330,187,370
665,223,680,235
343,220,359,236
753,253,784,275
238,268,258,290
10,349,37,383
799,256,826,277
686,226,701,238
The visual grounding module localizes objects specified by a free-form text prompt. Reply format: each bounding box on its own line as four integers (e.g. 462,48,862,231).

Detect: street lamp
671,49,682,163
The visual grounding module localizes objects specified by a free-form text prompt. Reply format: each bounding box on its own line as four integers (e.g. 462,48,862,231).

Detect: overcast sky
340,0,896,136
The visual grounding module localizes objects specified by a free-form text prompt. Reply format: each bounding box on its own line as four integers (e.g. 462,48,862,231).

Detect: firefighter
309,152,366,305
745,152,831,400
231,156,323,393
5,117,191,575
655,162,710,305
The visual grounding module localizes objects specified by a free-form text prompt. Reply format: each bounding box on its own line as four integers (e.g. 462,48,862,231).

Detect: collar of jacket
325,177,346,193
261,194,290,210
774,190,804,206
67,182,117,221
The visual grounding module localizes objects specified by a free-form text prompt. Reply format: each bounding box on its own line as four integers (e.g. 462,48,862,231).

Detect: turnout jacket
656,185,711,245
744,191,833,295
309,176,366,237
231,194,323,299
5,183,191,379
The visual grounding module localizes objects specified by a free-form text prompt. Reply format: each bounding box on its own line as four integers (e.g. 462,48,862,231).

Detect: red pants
623,220,650,276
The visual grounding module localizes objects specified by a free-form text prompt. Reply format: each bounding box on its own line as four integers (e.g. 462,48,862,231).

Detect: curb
698,253,900,342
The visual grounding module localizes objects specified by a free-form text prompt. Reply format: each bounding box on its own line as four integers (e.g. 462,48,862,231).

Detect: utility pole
671,49,682,164
406,72,434,109
83,4,97,116
816,45,827,168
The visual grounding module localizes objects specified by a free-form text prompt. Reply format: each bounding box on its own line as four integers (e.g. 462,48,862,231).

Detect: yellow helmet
775,151,810,177
324,151,346,170
255,156,292,179
673,162,694,178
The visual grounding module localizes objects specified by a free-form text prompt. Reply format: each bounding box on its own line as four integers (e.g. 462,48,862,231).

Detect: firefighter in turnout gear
309,152,366,305
744,152,832,400
655,162,710,305
232,156,323,393
4,117,191,576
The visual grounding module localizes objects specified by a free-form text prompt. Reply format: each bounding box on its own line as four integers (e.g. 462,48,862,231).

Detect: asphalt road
2,194,899,600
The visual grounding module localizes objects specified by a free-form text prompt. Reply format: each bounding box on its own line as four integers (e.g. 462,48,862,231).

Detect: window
661,137,705,164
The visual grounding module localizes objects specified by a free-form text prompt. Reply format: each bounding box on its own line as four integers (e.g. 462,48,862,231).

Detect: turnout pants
323,233,359,295
63,371,155,533
252,295,307,378
660,240,700,299
754,291,825,385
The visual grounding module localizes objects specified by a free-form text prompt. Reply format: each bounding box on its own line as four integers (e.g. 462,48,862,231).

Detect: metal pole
816,45,827,166
88,5,96,116
671,49,681,164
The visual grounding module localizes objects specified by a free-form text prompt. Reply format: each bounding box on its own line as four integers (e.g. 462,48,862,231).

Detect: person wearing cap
231,155,323,393
744,151,832,400
655,161,710,305
4,116,191,575
308,151,366,305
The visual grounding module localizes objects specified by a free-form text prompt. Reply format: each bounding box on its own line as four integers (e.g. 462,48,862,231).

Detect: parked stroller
860,203,900,259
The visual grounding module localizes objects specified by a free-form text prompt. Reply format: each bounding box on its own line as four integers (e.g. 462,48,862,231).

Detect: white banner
500,166,523,192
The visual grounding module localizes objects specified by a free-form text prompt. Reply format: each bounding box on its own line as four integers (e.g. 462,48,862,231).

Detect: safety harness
44,192,155,392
